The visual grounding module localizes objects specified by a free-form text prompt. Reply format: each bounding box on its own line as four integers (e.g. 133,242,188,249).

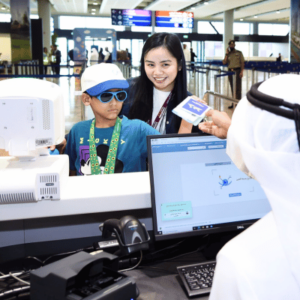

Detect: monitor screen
155,11,194,28
147,134,271,241
111,9,152,27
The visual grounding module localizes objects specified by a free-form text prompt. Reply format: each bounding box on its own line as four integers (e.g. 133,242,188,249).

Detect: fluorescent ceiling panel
100,0,145,15
192,0,263,18
146,0,199,11
52,0,88,13
235,0,290,19
248,9,290,21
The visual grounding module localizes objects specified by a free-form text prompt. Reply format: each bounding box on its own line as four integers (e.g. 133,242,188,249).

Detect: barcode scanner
99,216,150,255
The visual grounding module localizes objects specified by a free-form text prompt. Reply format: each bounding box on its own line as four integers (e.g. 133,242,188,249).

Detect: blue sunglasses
95,90,128,103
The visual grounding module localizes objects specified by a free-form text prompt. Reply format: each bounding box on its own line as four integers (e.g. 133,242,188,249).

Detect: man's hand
239,70,244,78
198,110,231,139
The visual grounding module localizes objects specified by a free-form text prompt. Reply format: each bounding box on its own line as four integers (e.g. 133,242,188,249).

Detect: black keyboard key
177,261,216,297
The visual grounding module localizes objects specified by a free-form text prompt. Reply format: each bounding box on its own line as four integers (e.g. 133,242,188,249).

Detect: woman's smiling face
144,46,180,92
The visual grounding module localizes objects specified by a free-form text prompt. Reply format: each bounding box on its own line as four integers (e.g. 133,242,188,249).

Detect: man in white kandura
199,74,300,300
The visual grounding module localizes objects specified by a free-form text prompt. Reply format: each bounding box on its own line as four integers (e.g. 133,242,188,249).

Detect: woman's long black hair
128,33,187,123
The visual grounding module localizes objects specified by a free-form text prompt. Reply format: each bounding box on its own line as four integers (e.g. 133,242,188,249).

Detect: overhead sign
155,11,194,28
111,9,152,27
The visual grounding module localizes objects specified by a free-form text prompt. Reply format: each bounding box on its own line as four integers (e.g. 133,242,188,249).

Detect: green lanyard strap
89,117,122,175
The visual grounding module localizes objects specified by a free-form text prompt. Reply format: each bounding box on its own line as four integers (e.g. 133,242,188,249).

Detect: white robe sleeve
209,250,258,300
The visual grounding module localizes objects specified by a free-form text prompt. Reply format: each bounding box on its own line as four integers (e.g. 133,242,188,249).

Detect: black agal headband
247,81,300,150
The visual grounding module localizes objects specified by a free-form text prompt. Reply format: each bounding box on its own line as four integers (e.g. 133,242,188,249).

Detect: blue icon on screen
219,175,232,189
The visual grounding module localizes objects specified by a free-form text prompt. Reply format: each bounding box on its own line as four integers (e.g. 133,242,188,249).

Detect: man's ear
82,93,91,106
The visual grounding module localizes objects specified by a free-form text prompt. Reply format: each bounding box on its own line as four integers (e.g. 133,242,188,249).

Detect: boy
65,63,159,176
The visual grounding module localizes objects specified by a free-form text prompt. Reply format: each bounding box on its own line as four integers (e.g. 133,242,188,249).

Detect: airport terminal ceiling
0,0,290,23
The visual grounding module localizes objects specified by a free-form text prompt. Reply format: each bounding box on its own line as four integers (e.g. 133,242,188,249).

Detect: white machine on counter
0,78,69,204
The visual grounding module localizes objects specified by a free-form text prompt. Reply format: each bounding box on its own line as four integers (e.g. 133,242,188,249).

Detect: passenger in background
190,47,197,72
183,44,190,66
43,47,50,75
98,48,104,63
90,48,98,66
276,53,282,62
104,47,112,63
125,48,132,77
125,48,132,66
122,33,201,134
68,49,74,62
51,45,61,75
199,74,300,300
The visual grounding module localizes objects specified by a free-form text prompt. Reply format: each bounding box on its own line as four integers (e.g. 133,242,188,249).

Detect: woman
121,33,194,134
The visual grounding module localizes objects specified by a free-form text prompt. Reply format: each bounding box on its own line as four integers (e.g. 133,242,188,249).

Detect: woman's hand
191,95,207,105
178,95,207,134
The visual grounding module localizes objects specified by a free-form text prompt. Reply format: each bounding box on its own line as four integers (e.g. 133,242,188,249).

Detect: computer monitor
147,133,271,241
0,78,65,157
0,78,69,204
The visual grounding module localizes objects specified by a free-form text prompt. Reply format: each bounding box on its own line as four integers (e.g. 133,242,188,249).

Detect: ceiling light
254,15,258,18
204,2,209,5
93,2,98,5
92,8,96,11
91,12,95,15
240,18,243,21
276,10,280,14
191,7,195,10
1,6,5,10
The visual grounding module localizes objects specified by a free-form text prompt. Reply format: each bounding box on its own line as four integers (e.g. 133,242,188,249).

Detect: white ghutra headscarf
226,74,300,287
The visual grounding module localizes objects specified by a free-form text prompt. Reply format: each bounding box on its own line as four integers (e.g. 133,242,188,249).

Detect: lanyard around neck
89,117,122,175
149,91,172,129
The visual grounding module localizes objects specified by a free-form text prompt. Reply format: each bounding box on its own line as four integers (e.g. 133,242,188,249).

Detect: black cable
43,246,93,265
119,251,143,272
25,246,94,266
144,235,210,265
147,239,186,257
138,266,177,275
25,256,43,266
162,244,207,262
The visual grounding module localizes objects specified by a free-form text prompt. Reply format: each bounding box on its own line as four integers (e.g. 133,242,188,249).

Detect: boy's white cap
81,63,129,96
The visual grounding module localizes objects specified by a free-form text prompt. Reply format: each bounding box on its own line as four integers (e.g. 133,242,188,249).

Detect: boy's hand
198,110,231,139
48,138,67,154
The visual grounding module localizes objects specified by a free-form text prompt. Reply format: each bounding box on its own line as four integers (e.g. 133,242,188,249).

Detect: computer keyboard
177,261,216,297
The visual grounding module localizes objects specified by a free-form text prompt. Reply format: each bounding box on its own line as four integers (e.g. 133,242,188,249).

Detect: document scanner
30,251,138,300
